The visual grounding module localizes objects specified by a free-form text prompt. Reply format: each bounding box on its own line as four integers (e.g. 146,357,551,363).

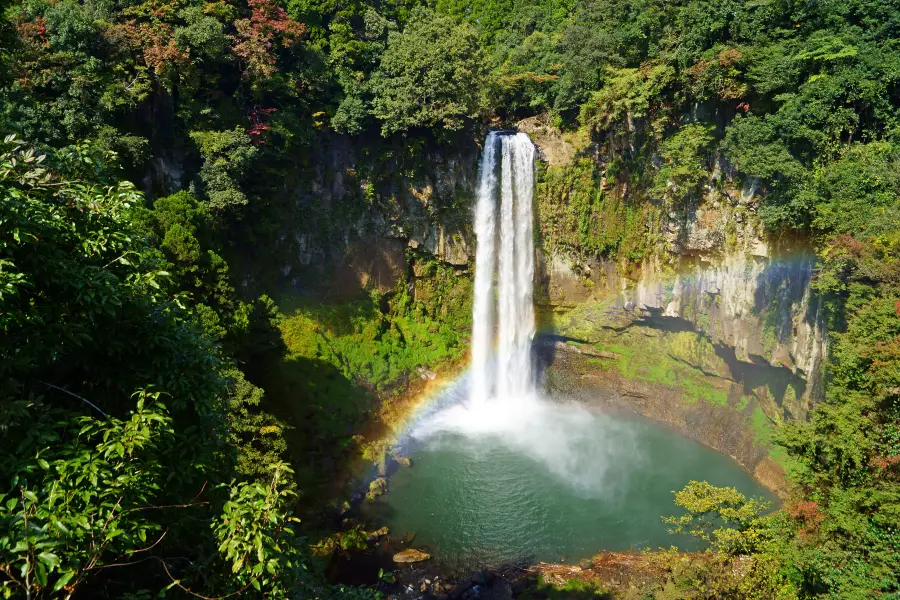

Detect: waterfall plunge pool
361,393,776,570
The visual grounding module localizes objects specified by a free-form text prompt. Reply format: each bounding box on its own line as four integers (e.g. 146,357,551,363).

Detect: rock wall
628,251,827,417
526,120,827,487
272,133,482,298
528,117,827,412
535,229,826,418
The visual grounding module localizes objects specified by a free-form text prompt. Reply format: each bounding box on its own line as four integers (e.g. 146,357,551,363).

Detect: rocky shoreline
330,543,683,600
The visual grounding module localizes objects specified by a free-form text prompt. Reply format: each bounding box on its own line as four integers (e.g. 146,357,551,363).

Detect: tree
369,8,487,136
653,122,715,205
190,128,258,211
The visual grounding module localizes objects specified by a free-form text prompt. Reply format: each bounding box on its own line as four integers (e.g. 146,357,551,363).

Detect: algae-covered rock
366,477,387,500
393,549,431,563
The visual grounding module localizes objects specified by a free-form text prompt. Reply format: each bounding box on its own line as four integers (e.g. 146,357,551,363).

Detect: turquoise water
363,406,775,569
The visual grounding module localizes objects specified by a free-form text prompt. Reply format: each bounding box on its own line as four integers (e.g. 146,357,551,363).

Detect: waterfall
410,132,636,494
469,132,536,404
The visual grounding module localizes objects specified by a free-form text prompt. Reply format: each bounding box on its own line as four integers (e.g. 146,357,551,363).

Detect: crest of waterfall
469,132,536,404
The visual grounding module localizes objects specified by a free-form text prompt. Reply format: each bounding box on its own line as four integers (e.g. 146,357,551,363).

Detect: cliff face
527,117,827,415
253,124,825,485
629,251,827,416
243,133,484,299
293,134,479,268
520,120,828,487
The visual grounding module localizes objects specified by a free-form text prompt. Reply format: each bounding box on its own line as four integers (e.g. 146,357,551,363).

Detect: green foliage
189,128,258,211
537,159,660,260
224,369,292,482
665,481,772,553
212,463,306,596
0,392,173,599
369,8,487,135
653,123,715,204
0,136,315,599
580,63,675,143
161,222,202,263
279,285,466,391
803,142,900,236
659,483,800,599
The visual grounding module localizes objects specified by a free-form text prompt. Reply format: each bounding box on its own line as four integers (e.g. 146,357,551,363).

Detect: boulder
392,549,431,563
395,455,413,468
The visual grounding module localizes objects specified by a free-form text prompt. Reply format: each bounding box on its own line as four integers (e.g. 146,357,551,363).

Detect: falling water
469,132,536,404
469,133,499,406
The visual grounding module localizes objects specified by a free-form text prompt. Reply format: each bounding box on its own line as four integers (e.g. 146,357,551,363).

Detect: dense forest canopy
1,0,898,598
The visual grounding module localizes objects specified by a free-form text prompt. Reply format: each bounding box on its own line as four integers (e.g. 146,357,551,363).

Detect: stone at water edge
366,477,387,501
395,456,413,468
366,526,389,541
393,549,431,563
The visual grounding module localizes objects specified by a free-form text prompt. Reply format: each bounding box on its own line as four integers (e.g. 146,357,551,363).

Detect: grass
277,281,469,391
589,334,730,407
521,577,614,600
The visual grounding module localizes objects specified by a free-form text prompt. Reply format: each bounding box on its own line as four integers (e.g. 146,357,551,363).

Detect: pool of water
362,396,775,569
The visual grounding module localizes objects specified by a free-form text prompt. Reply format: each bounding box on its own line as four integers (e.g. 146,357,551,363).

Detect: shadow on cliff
751,252,818,343
639,310,809,409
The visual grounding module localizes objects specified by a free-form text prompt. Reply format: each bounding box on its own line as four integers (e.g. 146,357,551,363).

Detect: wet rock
579,558,594,570
392,549,431,563
517,114,576,166
416,366,437,380
450,581,472,600
490,580,513,600
463,587,482,600
366,477,387,501
366,526,389,542
395,455,413,468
